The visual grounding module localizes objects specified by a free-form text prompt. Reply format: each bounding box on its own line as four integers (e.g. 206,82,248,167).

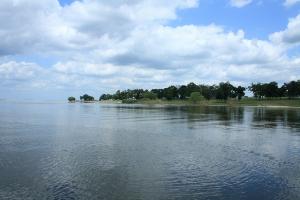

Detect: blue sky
176,1,299,39
1,0,300,100
59,0,75,6
57,0,300,39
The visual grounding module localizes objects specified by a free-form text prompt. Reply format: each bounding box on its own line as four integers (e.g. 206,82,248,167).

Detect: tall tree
80,94,94,101
235,86,246,100
163,86,178,100
284,81,300,98
249,83,265,99
216,82,235,100
178,85,188,99
199,85,216,100
264,82,279,98
151,89,164,99
186,82,200,97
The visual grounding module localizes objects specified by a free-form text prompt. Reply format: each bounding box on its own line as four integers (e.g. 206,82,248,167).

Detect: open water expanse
0,102,300,200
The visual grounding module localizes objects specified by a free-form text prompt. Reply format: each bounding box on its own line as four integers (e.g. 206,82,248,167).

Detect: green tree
99,94,113,101
80,94,94,101
68,96,76,102
187,82,200,96
278,85,287,98
151,89,164,99
250,82,284,98
163,86,178,100
190,92,203,103
235,86,246,100
132,89,145,99
249,83,265,99
94,79,300,103
178,85,188,99
216,82,235,100
264,82,279,98
142,91,157,100
113,90,121,100
199,85,217,100
284,81,300,99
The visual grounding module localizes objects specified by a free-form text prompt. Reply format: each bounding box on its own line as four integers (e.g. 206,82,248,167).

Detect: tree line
99,80,300,101
249,81,300,99
99,82,246,101
68,94,95,102
68,80,300,102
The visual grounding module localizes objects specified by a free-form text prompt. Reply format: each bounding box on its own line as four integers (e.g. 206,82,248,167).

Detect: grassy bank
131,98,300,107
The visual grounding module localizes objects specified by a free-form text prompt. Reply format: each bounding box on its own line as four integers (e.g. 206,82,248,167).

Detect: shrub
80,94,94,101
142,91,157,100
190,92,204,103
122,98,137,104
68,96,76,102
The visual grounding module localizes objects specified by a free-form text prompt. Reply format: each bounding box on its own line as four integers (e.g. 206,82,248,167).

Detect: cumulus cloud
0,0,198,55
0,61,42,81
0,0,92,55
0,0,299,100
284,0,300,7
270,14,300,46
62,0,198,37
229,0,252,8
0,61,50,90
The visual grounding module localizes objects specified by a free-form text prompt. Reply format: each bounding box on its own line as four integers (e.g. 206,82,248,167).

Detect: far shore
70,98,300,108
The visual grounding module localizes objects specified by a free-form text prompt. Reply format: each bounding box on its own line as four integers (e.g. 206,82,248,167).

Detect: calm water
0,102,300,200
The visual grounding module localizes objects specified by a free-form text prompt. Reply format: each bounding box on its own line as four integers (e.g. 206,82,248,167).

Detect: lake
0,102,300,200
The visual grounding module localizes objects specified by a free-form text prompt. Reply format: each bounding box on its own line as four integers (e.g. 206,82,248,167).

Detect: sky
1,0,300,100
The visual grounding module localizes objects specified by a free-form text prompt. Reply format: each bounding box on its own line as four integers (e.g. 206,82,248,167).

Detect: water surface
0,102,300,200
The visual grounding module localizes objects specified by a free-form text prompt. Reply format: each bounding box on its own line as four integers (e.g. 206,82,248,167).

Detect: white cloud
0,0,198,55
284,0,300,7
0,61,42,81
0,0,299,100
270,14,300,46
0,61,51,90
229,0,252,8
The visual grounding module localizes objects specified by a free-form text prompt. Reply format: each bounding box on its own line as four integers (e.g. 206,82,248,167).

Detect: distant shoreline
71,99,300,108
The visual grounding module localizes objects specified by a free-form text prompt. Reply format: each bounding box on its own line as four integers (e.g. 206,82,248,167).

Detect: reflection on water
252,108,300,130
0,102,300,200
